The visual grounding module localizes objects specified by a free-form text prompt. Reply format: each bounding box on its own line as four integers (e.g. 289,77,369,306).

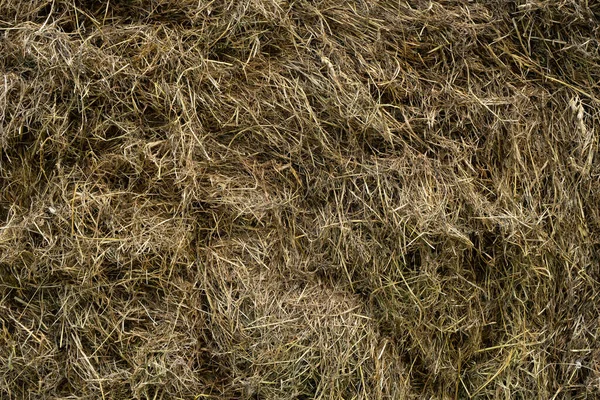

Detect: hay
1,0,599,398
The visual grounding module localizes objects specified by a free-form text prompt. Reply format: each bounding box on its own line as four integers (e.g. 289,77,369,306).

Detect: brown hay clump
1,0,600,398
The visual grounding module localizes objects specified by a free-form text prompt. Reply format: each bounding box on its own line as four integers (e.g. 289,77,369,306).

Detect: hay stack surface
1,1,599,398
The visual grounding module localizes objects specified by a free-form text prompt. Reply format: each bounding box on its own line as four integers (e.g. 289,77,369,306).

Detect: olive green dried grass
1,0,600,398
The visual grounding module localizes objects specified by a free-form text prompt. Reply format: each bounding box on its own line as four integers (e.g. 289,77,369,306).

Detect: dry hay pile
1,0,600,398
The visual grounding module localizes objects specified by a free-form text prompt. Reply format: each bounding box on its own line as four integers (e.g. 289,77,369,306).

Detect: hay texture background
1,0,600,398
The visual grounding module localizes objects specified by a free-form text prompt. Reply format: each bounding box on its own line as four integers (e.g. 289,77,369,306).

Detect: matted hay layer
1,1,600,398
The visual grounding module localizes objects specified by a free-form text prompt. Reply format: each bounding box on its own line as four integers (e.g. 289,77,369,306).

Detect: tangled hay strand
1,0,600,398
